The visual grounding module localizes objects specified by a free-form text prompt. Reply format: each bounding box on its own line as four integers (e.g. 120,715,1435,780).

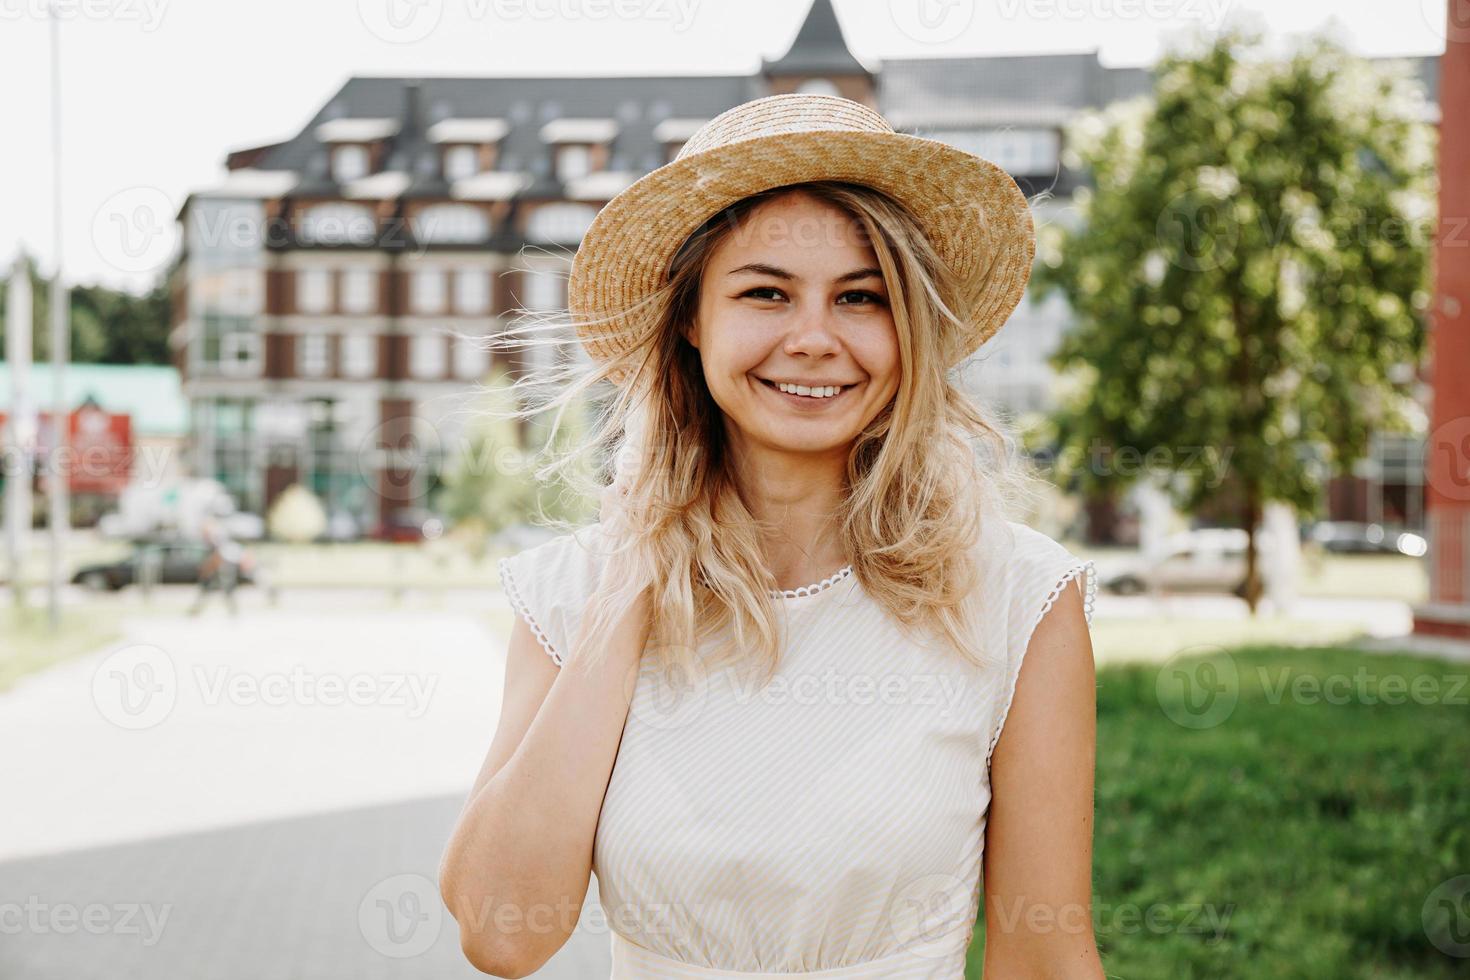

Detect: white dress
498,517,1096,978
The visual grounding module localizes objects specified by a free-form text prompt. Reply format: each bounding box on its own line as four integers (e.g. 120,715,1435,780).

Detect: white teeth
775,382,843,398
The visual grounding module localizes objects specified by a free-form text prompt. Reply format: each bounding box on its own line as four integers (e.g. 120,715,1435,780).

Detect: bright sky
0,0,1451,293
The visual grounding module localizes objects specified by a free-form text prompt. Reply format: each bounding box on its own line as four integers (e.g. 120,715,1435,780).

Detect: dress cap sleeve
984,520,1097,767
497,522,612,667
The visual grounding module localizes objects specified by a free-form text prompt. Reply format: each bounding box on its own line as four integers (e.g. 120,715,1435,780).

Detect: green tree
1031,25,1436,610
433,361,596,557
1,253,171,364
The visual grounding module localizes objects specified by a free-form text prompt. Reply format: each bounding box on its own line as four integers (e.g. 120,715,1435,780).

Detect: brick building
171,0,1441,537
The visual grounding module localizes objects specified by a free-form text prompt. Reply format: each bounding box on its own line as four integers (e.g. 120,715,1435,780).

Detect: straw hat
566,92,1036,385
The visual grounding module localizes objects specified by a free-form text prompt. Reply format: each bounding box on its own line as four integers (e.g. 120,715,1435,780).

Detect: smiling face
685,190,901,459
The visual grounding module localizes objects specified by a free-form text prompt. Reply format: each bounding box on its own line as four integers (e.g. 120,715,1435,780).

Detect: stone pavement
0,597,611,978
0,794,611,979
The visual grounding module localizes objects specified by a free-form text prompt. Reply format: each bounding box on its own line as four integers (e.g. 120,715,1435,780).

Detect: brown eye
838,290,885,306
741,286,784,301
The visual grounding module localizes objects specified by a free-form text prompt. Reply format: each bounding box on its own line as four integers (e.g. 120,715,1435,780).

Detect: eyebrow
725,262,883,284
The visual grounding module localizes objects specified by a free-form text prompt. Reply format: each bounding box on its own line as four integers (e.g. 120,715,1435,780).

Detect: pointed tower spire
762,0,869,77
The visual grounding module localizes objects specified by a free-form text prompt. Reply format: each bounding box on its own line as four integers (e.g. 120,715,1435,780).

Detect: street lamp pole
47,2,70,629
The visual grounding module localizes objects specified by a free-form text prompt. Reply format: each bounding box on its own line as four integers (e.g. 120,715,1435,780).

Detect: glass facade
186,198,266,378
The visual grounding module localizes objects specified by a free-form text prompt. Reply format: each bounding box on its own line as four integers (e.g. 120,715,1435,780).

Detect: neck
728,441,850,590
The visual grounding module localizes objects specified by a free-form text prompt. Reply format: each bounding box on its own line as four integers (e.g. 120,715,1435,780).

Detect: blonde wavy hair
483,179,1046,687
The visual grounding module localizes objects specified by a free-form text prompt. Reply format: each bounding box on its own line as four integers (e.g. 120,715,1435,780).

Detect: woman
440,93,1101,978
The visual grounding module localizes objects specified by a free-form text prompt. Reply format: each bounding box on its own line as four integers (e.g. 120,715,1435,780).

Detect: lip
754,376,859,410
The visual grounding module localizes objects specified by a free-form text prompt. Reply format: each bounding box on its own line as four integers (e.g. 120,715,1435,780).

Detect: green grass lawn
0,604,125,692
966,644,1470,978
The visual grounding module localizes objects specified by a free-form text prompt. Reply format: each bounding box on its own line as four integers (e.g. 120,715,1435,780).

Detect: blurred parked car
374,508,446,543
1099,527,1278,597
1307,521,1427,557
71,538,257,592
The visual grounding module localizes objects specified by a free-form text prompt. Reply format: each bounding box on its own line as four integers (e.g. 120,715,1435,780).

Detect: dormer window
315,118,399,183
653,118,708,165
540,118,617,184
443,144,479,181
555,145,592,182
333,145,370,182
427,118,507,183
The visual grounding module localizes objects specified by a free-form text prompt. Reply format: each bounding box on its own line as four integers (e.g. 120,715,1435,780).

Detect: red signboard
0,404,134,494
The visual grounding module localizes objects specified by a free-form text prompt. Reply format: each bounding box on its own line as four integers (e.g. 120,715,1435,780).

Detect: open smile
754,376,860,409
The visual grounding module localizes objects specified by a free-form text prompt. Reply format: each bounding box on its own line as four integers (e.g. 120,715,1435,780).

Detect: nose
782,303,843,359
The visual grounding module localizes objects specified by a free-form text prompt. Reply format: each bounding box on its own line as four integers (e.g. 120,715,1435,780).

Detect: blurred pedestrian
188,517,243,616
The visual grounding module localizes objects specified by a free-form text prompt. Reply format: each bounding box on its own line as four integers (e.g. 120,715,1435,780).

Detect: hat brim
567,129,1036,384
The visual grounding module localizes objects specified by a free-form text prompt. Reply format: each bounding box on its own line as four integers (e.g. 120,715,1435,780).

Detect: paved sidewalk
0,601,610,978
0,794,611,979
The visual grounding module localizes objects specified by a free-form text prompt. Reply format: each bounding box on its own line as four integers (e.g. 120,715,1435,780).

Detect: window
297,269,332,313
410,333,448,378
341,333,377,378
298,333,330,377
298,203,377,246
556,144,592,182
453,268,490,314
411,204,490,245
411,268,447,314
340,268,377,314
453,332,490,380
333,144,370,182
526,203,596,244
524,266,566,311
443,144,479,180
931,128,1061,177
219,331,261,376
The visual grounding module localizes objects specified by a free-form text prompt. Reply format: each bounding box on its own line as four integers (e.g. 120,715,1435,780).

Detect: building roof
249,74,761,201
189,42,1439,215
762,0,870,76
879,51,1153,130
0,363,188,437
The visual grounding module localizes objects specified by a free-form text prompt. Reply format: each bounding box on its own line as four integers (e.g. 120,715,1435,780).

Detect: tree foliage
1030,26,1436,606
433,360,596,553
0,253,172,365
